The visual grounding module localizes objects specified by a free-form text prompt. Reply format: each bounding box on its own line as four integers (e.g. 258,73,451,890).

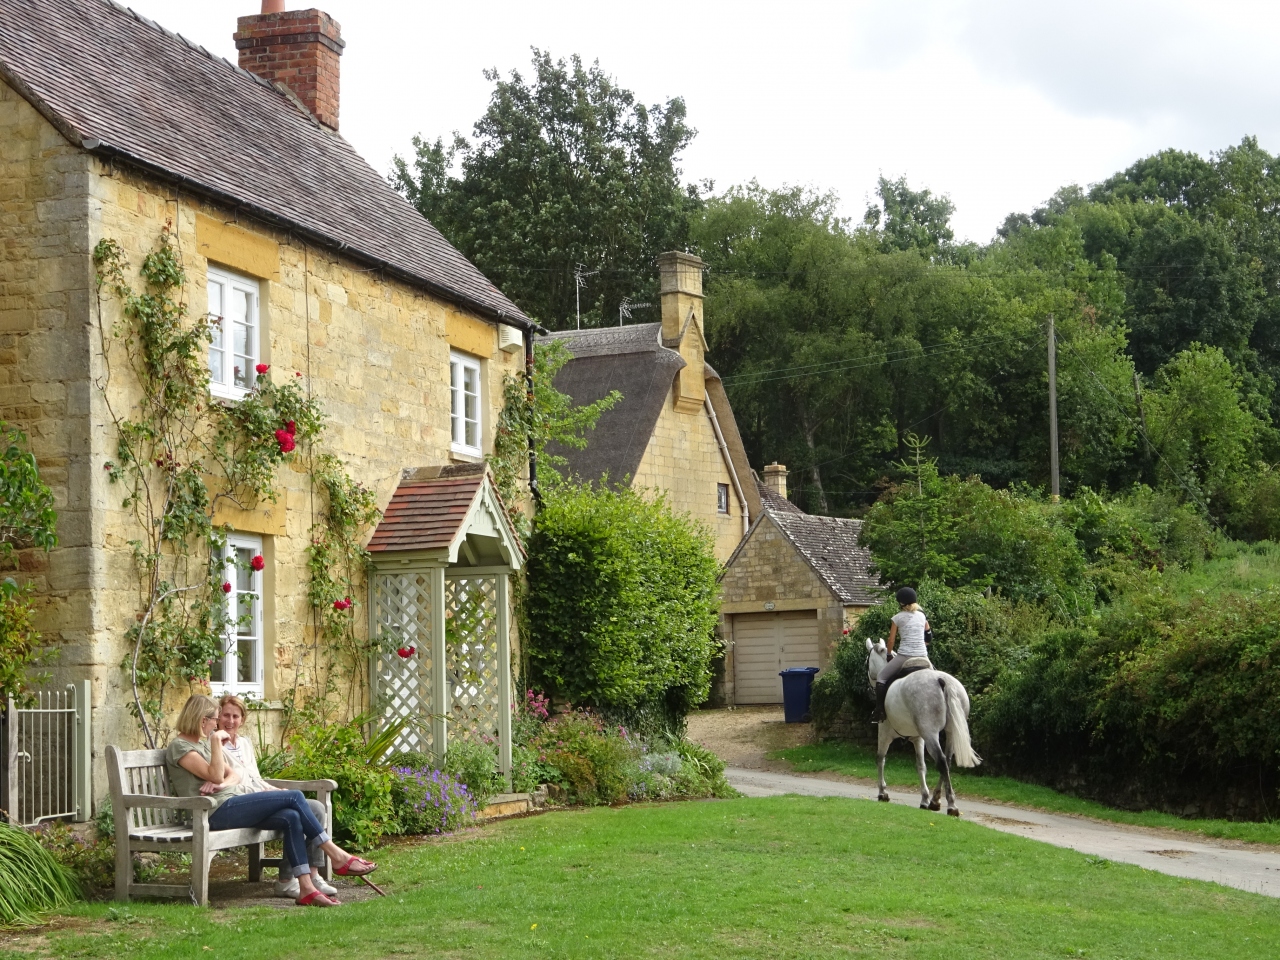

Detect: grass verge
2,797,1277,959
773,741,1280,846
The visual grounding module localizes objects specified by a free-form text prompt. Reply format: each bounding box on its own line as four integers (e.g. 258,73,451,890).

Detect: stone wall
4,87,523,809
0,80,97,739
717,512,869,703
630,396,745,565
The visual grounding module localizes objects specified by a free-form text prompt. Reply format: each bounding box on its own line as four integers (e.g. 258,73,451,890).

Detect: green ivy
92,227,380,746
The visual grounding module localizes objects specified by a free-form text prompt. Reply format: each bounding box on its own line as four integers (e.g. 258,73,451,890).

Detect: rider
873,586,932,723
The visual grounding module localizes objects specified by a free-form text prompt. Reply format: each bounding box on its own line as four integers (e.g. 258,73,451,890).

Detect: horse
865,638,981,816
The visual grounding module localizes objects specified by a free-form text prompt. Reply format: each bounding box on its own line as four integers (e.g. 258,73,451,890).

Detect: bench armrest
266,778,338,793
118,793,216,811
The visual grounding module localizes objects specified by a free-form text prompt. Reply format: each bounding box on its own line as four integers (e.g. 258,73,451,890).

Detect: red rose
397,646,412,659
286,420,297,436
255,363,269,374
295,371,303,378
333,598,351,611
274,429,296,453
222,581,232,593
250,555,265,571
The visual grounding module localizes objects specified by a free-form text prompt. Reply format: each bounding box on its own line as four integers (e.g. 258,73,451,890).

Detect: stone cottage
545,253,762,563
0,0,531,814
718,464,880,704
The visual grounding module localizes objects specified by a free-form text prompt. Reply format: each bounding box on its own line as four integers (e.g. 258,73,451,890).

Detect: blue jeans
209,790,331,878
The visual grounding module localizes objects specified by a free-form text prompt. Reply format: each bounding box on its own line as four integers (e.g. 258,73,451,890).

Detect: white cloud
121,1,1279,243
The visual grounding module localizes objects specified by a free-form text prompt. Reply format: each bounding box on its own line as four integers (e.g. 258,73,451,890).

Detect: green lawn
773,741,1280,846
6,797,1278,959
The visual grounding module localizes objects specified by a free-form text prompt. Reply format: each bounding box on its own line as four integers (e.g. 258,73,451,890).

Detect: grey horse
865,638,981,816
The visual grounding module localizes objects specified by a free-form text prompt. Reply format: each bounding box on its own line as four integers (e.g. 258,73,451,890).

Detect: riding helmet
895,586,917,606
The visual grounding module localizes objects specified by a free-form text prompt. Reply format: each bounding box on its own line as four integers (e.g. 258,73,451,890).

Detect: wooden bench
106,744,337,906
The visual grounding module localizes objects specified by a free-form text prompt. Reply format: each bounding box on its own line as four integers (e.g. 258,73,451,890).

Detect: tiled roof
367,475,485,553
755,475,803,515
770,513,882,606
0,0,529,325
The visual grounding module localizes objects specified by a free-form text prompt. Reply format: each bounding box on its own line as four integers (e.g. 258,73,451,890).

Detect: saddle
884,656,933,693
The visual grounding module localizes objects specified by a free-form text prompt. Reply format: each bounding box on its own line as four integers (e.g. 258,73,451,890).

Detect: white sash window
210,532,264,697
207,266,261,400
450,352,483,456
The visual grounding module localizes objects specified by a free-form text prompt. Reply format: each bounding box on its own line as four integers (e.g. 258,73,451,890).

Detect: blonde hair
901,602,921,613
176,694,219,738
218,694,248,720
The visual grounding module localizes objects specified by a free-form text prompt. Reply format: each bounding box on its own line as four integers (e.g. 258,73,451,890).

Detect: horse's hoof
919,803,929,810
947,809,961,817
878,794,890,802
929,802,941,812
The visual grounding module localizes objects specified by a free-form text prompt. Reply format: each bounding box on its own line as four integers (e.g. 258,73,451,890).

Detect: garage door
732,610,820,704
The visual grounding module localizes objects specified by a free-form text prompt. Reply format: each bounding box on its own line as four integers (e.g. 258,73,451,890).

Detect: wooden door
732,610,820,704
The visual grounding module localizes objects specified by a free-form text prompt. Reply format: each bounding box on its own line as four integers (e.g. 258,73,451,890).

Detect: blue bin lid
779,666,820,675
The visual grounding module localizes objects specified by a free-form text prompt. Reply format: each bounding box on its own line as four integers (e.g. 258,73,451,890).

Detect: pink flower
255,363,269,374
250,555,265,572
274,429,296,453
222,581,232,593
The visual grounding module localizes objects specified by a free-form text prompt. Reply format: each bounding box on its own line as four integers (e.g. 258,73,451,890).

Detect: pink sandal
296,890,341,907
334,855,377,877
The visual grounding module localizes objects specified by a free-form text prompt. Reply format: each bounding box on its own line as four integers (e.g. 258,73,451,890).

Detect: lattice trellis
445,575,501,745
371,570,436,756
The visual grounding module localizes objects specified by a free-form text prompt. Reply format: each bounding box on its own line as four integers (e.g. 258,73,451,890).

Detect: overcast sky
124,0,1279,243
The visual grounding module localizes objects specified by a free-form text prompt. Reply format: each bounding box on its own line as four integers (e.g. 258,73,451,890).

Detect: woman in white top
874,586,932,722
216,694,340,900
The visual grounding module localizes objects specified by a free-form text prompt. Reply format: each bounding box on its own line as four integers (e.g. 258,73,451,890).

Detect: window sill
209,383,252,403
450,446,484,463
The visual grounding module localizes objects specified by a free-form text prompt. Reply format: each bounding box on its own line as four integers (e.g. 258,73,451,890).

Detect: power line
722,329,1044,387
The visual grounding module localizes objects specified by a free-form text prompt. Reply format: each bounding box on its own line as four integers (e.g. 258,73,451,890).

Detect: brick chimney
763,462,788,500
235,5,345,131
657,251,707,414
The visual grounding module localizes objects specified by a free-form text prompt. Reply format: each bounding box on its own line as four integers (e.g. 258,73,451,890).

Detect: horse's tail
941,677,982,768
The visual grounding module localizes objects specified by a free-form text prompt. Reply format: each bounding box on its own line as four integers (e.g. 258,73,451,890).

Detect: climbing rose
255,363,269,374
295,371,303,378
333,598,351,611
222,581,232,593
285,420,296,436
250,555,265,571
274,429,296,453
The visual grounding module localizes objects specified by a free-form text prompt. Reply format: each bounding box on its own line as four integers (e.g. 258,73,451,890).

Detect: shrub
390,767,476,835
33,821,114,895
526,484,721,736
0,820,81,925
531,710,637,805
671,738,735,798
444,739,504,806
279,713,399,848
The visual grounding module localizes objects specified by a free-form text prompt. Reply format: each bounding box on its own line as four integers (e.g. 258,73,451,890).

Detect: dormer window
207,266,261,400
450,351,482,457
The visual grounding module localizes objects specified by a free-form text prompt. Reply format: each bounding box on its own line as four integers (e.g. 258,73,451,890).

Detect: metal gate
2,681,92,826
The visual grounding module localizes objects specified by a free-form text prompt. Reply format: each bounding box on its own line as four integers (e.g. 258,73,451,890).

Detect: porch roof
367,464,524,568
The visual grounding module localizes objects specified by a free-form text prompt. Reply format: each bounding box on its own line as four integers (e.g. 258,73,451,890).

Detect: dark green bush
526,484,721,735
531,710,637,805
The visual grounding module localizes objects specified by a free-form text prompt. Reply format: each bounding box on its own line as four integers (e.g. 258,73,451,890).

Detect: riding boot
873,682,888,723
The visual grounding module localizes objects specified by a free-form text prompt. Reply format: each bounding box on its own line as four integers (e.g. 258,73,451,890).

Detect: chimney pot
236,7,344,130
763,462,788,501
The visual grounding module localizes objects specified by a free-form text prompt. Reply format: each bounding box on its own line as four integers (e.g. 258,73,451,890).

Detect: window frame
717,482,730,515
206,265,262,402
209,531,265,699
449,351,484,457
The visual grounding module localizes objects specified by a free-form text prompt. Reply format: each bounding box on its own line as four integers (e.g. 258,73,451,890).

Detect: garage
731,610,820,704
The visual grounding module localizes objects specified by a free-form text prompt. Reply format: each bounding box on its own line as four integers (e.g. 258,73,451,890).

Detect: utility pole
574,263,599,330
1047,314,1060,502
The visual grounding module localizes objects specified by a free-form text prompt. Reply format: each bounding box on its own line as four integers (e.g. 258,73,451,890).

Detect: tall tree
863,175,956,258
392,50,701,329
